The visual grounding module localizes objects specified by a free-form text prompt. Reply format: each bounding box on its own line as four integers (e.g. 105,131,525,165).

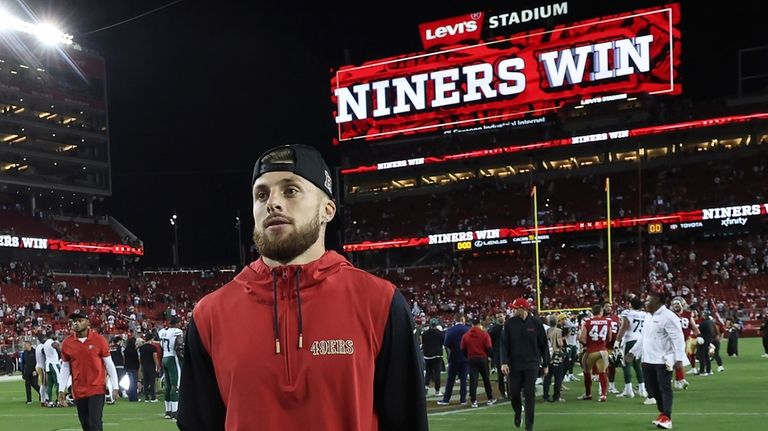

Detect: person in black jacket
698,313,716,375
421,318,445,397
725,318,740,357
437,315,470,406
109,336,125,401
137,336,160,402
487,313,507,399
21,341,40,404
124,335,140,401
501,298,549,431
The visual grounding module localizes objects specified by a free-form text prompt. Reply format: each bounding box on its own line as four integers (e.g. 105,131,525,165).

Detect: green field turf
1,338,766,430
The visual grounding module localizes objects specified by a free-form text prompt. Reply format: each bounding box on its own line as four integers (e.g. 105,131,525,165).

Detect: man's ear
322,197,336,223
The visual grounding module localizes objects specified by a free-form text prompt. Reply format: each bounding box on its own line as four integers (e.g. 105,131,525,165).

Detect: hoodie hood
238,250,351,294
234,250,352,353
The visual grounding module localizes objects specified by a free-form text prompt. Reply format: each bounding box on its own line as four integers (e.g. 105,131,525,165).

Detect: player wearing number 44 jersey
158,317,184,421
578,304,613,402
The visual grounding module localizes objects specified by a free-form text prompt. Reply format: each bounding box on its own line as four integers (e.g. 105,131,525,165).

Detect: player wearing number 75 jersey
616,297,648,398
578,304,613,402
158,317,184,421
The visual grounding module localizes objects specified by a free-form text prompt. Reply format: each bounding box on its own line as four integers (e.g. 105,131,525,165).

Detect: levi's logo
418,12,484,50
425,20,477,40
310,339,354,356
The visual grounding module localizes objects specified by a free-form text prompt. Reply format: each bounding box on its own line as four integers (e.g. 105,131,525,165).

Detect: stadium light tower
170,212,179,267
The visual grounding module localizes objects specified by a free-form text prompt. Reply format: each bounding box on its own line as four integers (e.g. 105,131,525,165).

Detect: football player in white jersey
616,297,648,399
158,317,184,420
34,333,49,406
563,312,580,382
42,332,61,406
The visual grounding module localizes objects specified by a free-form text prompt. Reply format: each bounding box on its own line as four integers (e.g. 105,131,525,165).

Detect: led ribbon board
0,235,144,256
343,203,768,252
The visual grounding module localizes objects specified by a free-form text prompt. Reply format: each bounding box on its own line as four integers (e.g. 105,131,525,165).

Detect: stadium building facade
0,13,142,269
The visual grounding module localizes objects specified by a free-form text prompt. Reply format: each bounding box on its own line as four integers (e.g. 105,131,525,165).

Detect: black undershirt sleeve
177,317,226,431
374,289,429,431
537,319,550,366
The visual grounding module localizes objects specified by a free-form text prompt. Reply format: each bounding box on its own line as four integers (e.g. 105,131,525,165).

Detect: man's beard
253,216,321,263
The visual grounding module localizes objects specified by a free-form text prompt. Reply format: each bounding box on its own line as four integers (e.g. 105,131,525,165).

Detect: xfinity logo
424,20,478,41
721,217,747,227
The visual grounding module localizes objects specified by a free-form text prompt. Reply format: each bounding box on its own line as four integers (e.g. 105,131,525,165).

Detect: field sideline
1,338,766,430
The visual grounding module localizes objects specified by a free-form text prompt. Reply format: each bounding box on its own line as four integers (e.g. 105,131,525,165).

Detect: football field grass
0,338,766,430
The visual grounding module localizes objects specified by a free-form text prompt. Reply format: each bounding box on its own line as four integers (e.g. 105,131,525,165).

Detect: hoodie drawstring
272,271,281,354
295,268,303,349
269,267,304,353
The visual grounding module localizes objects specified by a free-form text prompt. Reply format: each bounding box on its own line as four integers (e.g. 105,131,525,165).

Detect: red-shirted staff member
58,310,119,431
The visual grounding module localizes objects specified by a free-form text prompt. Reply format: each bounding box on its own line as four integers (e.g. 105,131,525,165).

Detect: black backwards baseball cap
69,309,88,320
252,144,334,200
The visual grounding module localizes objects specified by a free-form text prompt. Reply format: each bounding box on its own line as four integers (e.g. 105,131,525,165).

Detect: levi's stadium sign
331,3,681,143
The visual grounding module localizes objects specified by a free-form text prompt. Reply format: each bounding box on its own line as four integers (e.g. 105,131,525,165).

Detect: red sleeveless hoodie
177,251,427,431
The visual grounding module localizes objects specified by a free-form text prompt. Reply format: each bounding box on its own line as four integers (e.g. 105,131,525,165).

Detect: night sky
15,0,766,267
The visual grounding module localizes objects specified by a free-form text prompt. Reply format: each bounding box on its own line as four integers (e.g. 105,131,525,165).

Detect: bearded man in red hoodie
177,144,427,431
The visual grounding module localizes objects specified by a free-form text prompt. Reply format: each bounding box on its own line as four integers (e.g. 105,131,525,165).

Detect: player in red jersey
671,297,698,389
602,302,622,394
578,304,613,402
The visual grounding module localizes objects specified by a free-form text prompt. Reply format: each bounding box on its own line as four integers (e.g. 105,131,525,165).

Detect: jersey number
632,319,644,333
589,324,608,341
161,339,171,354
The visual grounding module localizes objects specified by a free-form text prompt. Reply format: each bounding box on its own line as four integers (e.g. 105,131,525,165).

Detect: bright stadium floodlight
35,22,72,46
0,8,16,29
0,8,73,46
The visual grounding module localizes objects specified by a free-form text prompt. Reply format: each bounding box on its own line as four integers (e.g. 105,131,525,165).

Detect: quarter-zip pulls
295,267,304,349
272,272,281,354
268,267,305,354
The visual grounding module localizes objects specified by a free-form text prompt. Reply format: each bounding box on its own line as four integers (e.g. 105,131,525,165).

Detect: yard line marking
430,409,768,417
